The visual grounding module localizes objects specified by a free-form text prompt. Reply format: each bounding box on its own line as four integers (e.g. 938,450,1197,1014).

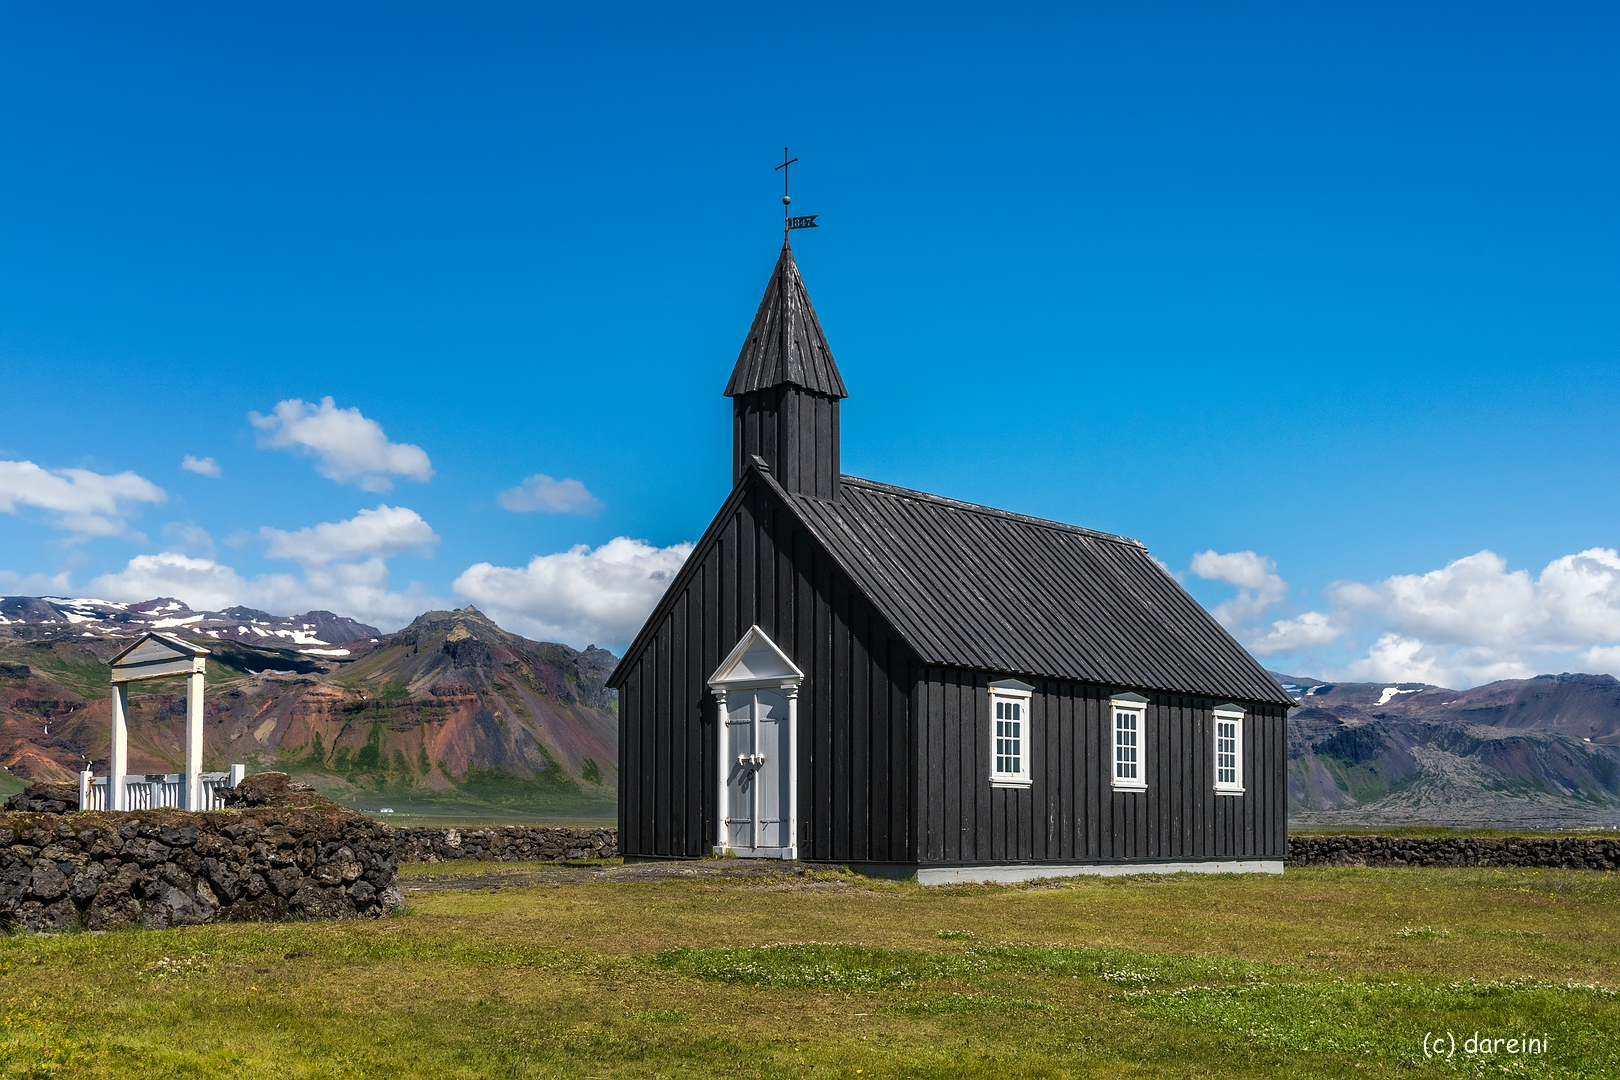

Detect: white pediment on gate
109,632,209,683
708,625,804,689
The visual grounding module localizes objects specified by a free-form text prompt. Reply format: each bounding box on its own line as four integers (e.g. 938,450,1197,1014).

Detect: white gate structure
79,632,244,811
708,625,803,859
79,765,246,812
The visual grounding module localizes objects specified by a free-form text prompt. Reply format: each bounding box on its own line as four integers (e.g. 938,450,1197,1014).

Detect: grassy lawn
2,863,1617,1078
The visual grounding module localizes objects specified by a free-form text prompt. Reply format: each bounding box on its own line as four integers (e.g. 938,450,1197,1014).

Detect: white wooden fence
79,764,246,812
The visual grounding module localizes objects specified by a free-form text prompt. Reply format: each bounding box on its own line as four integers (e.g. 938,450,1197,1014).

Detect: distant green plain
2,863,1616,1078
279,766,617,829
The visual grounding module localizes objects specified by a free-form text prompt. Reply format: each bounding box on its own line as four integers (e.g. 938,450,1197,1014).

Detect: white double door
722,688,793,856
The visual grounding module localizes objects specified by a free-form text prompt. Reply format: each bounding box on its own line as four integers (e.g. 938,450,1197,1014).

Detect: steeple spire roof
725,243,848,399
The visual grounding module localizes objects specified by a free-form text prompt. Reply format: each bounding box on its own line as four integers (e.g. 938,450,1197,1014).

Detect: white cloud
1190,549,1288,626
1248,610,1343,656
1332,548,1620,652
181,455,221,478
498,474,603,515
1207,547,1620,687
1342,633,1446,685
1579,644,1620,674
90,552,250,612
250,397,433,491
0,569,73,595
261,505,438,566
79,506,445,630
0,460,166,538
453,536,693,649
87,551,438,631
1322,548,1620,685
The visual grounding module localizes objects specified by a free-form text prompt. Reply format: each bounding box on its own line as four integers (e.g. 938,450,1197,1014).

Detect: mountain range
1278,671,1620,829
0,595,380,650
0,598,618,820
4,594,1619,829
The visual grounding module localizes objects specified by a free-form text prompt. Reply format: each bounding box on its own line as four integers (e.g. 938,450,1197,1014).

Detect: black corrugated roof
772,473,1294,706
725,243,848,399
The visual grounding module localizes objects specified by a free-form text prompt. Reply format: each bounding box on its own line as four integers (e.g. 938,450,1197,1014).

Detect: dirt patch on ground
401,859,855,893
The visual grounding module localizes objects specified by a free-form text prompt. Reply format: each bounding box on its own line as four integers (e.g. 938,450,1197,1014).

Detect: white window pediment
708,625,804,691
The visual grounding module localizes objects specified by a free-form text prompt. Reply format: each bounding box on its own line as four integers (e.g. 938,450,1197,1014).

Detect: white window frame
1214,704,1245,795
1110,693,1148,792
988,680,1033,789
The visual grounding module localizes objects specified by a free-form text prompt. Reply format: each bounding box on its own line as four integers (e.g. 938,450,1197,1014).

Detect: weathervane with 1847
776,147,818,240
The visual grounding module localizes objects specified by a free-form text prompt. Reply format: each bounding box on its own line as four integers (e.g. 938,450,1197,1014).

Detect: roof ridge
832,475,1147,549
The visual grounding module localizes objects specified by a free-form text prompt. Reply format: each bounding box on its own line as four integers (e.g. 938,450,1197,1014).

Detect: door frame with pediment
707,625,803,859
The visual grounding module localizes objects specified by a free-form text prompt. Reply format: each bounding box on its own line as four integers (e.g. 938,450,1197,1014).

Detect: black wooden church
607,240,1295,883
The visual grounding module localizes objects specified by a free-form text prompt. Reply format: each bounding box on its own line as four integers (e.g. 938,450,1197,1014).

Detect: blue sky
2,3,1618,687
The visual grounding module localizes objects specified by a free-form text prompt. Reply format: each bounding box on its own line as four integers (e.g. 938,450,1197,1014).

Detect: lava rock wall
392,826,616,863
0,807,404,932
1287,834,1620,869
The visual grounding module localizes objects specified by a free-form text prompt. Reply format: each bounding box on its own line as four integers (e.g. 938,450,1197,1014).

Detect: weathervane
776,146,819,243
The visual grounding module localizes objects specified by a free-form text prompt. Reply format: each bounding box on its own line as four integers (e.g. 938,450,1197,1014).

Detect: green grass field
2,862,1617,1078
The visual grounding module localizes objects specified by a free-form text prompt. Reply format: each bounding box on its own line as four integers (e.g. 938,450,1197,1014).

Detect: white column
713,691,728,852
229,763,246,787
110,684,129,811
786,686,799,860
79,769,92,812
185,668,205,810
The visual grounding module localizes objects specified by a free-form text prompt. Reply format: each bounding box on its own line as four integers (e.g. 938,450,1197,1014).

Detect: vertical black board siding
906,674,921,864
851,610,870,860
971,672,991,862
896,650,914,862
670,593,688,854
943,670,962,862
700,555,719,851
916,676,1287,867
1081,688,1095,860
650,620,667,854
612,475,917,860
869,634,891,860
620,672,637,852
830,573,850,855
732,387,842,501
793,530,814,853
926,672,944,862
813,550,833,859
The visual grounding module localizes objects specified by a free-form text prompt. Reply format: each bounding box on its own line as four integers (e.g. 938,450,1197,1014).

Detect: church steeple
726,243,848,500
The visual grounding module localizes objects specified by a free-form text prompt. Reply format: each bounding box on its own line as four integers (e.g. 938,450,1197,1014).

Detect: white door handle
737,753,766,767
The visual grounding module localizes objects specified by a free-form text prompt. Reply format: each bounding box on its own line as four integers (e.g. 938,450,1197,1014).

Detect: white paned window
1111,696,1147,791
989,683,1032,788
1214,706,1245,794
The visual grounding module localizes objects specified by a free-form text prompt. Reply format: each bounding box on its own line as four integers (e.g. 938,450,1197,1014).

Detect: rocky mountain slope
1279,672,1620,829
0,602,617,814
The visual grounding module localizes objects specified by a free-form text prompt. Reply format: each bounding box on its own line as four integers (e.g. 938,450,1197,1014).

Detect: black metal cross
774,147,798,213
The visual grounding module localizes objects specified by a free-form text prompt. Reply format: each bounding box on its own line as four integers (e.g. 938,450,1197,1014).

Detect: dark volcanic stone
0,802,404,933
4,782,80,814
1286,834,1620,869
